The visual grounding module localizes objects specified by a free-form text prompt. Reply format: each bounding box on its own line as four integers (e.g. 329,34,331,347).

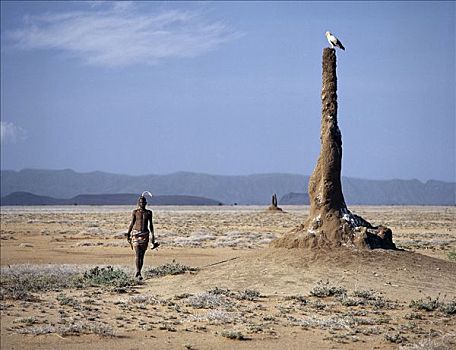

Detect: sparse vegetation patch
410,295,456,314
220,330,248,340
448,251,456,261
353,289,379,300
310,280,347,297
0,264,137,300
236,289,261,301
73,266,136,288
1,264,81,300
385,332,407,343
126,294,161,305
185,292,232,310
57,293,80,307
16,320,116,337
146,261,199,278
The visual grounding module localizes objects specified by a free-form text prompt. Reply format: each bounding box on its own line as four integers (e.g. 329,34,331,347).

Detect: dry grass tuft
310,280,347,297
16,320,116,337
410,295,456,314
146,261,199,278
185,292,232,310
220,330,248,340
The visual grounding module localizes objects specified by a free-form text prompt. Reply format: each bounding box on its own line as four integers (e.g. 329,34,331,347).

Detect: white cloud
7,4,242,67
0,121,27,145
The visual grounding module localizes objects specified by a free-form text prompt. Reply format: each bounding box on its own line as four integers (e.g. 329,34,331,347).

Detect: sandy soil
1,205,455,349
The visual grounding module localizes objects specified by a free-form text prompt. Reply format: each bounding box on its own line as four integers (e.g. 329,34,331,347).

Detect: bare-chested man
126,194,158,280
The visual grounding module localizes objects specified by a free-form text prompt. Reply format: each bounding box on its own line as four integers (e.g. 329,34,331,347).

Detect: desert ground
1,205,455,349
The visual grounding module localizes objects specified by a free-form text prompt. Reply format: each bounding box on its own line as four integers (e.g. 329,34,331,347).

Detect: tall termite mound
271,48,396,250
267,193,283,212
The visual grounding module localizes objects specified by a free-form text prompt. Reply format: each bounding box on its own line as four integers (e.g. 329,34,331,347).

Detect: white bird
325,31,345,51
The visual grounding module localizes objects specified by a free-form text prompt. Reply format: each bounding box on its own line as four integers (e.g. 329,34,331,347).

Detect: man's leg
134,245,146,279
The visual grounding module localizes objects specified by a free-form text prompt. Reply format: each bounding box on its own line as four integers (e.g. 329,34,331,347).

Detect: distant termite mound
272,48,396,250
267,193,283,212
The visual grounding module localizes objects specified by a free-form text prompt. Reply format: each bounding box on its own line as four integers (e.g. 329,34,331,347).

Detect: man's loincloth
131,230,149,248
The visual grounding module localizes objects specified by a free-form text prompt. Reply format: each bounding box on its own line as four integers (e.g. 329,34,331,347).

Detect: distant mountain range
1,169,455,205
280,192,310,205
1,192,222,206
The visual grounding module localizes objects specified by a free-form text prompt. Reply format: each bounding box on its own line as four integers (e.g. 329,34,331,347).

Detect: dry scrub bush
57,293,80,307
220,330,248,340
284,295,308,304
184,287,261,310
14,316,38,325
190,310,235,324
185,292,232,310
209,287,262,301
310,280,347,297
1,264,83,300
146,261,199,278
16,320,116,337
352,289,378,300
400,334,456,350
73,266,136,288
236,289,261,301
410,295,456,315
447,251,456,261
0,265,136,300
127,294,161,305
385,332,408,344
293,314,352,330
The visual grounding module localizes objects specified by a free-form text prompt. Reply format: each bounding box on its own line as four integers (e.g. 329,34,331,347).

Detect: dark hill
0,191,61,205
1,192,222,206
280,192,310,205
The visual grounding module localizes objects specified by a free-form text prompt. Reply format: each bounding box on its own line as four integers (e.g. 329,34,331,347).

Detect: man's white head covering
141,191,153,198
139,191,153,202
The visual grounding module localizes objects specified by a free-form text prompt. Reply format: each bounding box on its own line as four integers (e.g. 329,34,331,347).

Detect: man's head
138,196,147,209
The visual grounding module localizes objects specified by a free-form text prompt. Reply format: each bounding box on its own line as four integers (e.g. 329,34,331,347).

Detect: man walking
126,192,159,280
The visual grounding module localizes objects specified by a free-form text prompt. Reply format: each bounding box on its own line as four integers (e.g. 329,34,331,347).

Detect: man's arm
126,210,136,240
149,210,155,243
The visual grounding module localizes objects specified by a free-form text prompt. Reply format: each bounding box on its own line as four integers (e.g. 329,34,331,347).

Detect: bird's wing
335,38,345,50
328,34,337,45
330,35,345,50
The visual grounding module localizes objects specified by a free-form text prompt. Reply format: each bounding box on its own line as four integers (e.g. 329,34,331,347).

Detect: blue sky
1,1,454,182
